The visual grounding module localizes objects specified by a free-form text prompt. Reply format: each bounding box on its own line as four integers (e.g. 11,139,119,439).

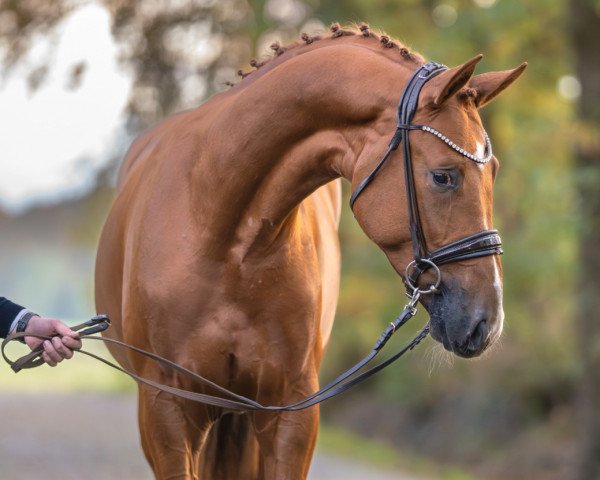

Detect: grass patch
317,424,478,480
317,424,399,469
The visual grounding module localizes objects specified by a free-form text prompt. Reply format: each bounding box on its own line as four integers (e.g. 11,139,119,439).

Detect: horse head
351,55,526,358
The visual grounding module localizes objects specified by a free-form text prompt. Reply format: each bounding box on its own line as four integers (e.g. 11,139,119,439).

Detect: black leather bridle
349,61,503,292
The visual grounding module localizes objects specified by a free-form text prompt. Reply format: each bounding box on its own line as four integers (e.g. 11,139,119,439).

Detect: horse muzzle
425,279,502,358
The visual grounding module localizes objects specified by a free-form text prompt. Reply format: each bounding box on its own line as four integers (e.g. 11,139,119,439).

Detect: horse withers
95,24,525,480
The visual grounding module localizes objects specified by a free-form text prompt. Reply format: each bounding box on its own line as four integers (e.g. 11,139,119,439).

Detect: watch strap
15,311,38,342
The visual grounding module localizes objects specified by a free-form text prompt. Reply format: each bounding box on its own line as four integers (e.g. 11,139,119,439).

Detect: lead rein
2,286,432,412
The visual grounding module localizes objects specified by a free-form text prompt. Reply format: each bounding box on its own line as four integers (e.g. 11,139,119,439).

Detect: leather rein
2,62,503,412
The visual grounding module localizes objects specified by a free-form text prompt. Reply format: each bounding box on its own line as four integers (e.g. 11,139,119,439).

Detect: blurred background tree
569,1,600,479
0,1,598,478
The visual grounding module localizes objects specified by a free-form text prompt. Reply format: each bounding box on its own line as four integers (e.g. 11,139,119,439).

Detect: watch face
16,312,34,333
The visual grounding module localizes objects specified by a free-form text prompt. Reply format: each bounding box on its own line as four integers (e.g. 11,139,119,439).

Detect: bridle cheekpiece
349,62,503,294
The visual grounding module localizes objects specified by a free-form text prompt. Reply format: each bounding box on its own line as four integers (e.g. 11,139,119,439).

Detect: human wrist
14,311,39,335
9,309,29,334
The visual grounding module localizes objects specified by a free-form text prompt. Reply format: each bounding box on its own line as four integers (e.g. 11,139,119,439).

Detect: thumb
53,321,80,339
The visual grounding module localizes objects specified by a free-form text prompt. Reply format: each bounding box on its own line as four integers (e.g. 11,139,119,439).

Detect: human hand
23,316,82,367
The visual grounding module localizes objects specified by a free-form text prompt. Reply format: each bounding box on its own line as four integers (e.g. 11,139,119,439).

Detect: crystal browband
419,125,493,164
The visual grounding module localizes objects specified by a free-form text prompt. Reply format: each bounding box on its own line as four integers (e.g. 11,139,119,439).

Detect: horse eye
432,171,454,187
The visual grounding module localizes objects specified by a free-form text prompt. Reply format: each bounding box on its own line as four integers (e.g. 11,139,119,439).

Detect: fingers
52,319,82,350
42,340,61,366
51,336,74,359
62,335,82,350
42,351,58,367
53,321,80,340
41,337,75,367
23,317,83,366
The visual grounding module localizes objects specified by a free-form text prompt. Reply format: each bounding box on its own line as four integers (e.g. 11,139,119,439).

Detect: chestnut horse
95,25,525,480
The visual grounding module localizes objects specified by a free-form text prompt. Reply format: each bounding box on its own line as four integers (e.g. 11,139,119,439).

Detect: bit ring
404,259,441,295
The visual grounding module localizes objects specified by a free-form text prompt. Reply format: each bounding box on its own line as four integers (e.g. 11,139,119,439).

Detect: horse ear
426,54,483,106
469,62,527,108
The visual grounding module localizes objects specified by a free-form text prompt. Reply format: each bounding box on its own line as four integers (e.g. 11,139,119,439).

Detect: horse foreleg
138,385,211,480
252,405,319,480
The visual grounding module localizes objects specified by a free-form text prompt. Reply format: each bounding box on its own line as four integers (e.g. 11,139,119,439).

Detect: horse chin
429,324,487,358
427,319,454,354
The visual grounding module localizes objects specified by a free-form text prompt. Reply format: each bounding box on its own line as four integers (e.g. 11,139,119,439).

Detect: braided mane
229,23,425,86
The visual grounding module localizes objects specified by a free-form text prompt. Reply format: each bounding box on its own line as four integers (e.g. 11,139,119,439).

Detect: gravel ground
0,393,416,480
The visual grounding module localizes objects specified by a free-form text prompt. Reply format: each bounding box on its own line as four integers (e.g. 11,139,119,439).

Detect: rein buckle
78,314,111,336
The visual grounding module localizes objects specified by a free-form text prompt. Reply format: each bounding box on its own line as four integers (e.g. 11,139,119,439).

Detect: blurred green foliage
309,0,574,394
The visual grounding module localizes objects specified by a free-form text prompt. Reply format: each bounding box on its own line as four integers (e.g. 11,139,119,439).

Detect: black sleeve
0,297,25,338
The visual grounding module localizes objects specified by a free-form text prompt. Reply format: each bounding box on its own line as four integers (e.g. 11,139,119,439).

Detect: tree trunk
570,1,600,479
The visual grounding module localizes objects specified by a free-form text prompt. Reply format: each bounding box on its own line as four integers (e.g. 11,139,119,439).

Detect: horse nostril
467,319,488,353
455,319,489,357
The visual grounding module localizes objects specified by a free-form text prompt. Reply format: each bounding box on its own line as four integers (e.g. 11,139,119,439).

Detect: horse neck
191,48,409,259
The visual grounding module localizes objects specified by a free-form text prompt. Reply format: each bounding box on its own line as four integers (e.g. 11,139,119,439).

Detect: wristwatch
15,311,38,336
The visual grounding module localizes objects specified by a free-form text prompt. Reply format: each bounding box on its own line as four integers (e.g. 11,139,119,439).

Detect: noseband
349,62,503,292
